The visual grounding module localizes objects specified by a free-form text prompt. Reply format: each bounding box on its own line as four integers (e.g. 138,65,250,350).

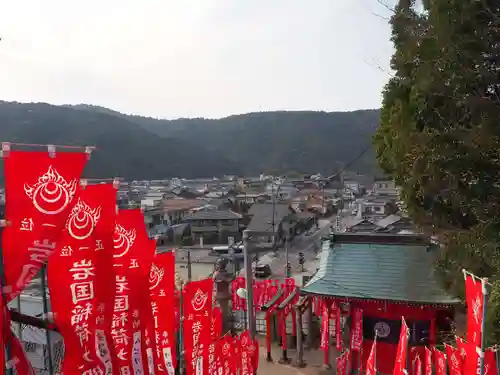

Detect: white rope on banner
462,269,493,288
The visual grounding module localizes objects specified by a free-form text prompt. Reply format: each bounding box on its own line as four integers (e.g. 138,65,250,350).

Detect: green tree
374,0,500,342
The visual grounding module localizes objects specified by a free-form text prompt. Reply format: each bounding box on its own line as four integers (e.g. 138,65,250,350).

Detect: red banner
464,343,498,375
209,307,223,375
350,308,363,351
150,250,177,375
239,330,258,375
2,308,35,375
335,304,342,351
320,301,329,365
218,334,235,375
456,336,467,363
414,355,422,375
464,271,485,347
112,209,153,375
3,150,87,300
48,183,117,374
484,348,498,375
183,278,213,375
232,277,246,311
393,317,409,375
365,338,376,375
424,347,432,375
433,348,446,375
336,350,349,375
445,344,463,375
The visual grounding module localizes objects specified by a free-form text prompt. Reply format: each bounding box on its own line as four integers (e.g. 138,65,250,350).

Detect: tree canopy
373,0,500,341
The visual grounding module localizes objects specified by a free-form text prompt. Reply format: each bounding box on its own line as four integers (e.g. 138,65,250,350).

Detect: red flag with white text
393,317,409,375
150,250,177,374
335,303,342,351
2,149,87,300
445,344,463,375
218,334,236,375
183,278,213,375
48,183,117,375
112,209,154,375
424,347,432,375
350,307,363,351
464,271,485,347
433,348,446,375
239,330,258,375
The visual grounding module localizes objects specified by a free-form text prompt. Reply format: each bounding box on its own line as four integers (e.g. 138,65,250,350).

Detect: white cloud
0,0,394,118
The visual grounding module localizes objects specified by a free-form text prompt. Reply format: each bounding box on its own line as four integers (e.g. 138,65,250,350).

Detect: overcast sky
0,1,394,119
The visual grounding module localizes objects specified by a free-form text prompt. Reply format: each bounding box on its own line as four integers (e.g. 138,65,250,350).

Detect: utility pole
285,236,290,277
242,231,256,339
187,250,192,282
271,181,276,253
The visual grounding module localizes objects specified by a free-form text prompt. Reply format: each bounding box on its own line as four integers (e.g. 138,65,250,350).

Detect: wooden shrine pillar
261,289,284,362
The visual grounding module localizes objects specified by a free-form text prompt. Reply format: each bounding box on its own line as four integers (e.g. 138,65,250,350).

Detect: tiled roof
185,210,242,220
301,239,459,305
162,199,204,212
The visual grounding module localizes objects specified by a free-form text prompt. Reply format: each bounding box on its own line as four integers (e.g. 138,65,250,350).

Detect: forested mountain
0,102,240,180
0,101,379,180
72,105,381,176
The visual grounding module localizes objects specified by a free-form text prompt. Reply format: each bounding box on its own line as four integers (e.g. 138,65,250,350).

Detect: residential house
247,203,293,243
184,210,243,244
344,217,380,233
355,195,395,220
375,214,417,233
266,182,299,200
372,178,400,196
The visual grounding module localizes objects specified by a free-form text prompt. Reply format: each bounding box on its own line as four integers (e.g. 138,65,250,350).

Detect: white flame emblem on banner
241,336,248,346
66,199,101,240
113,224,136,258
191,288,208,312
473,295,481,324
149,264,165,290
24,166,78,215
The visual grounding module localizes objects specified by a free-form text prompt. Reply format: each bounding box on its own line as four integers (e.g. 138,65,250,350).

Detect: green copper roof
301,239,459,305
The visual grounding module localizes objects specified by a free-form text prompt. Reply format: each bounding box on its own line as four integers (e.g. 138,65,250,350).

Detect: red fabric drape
3,150,87,301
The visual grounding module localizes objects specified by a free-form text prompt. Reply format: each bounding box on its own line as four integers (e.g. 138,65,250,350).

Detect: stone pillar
212,258,234,335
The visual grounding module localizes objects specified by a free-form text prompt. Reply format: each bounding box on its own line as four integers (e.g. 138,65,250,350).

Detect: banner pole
479,278,489,375
41,263,55,375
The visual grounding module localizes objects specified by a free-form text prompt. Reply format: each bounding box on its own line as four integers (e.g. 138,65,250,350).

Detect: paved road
267,217,336,277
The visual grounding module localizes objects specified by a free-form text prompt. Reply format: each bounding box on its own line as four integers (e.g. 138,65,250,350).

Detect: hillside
0,102,241,180
72,105,381,176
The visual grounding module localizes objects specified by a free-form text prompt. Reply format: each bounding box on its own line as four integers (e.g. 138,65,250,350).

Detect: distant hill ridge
0,101,380,180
